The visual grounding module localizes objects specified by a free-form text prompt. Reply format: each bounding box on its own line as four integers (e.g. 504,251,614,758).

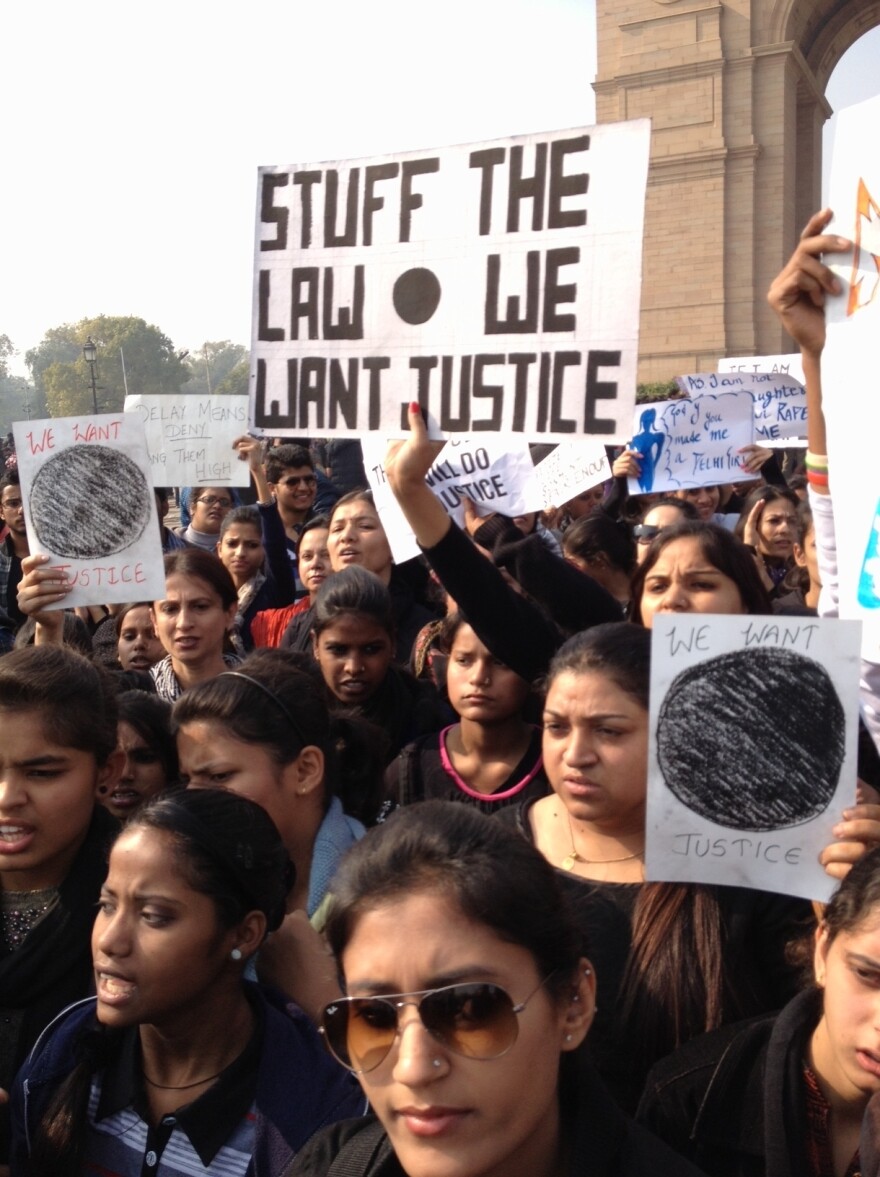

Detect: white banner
124,394,250,487
250,121,650,441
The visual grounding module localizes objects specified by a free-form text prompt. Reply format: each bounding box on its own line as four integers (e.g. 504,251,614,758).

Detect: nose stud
432,1058,442,1068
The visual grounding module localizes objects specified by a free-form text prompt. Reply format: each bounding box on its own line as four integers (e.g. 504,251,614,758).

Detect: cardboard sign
646,614,861,902
250,120,650,441
13,414,166,609
823,95,880,655
625,391,756,496
124,394,250,487
680,370,807,446
534,440,610,509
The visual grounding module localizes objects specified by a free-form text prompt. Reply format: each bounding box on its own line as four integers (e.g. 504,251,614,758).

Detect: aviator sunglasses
319,977,549,1073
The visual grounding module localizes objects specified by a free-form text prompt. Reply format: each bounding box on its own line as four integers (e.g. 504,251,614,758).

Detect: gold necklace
561,811,645,871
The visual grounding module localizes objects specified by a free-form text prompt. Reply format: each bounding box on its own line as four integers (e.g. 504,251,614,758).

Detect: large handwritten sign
124,394,250,487
251,121,650,441
679,370,807,445
646,614,861,902
626,391,756,496
13,414,166,608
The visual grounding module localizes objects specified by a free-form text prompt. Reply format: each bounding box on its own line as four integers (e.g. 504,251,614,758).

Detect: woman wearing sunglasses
631,498,698,564
283,802,705,1177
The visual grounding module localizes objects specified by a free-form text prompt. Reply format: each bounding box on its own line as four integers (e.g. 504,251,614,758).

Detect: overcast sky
1,1,876,378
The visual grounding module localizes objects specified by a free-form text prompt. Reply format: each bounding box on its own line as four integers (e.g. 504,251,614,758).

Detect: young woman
173,647,370,918
150,549,240,701
509,623,814,1111
216,504,296,651
737,485,800,597
10,788,364,1177
638,845,880,1177
386,614,547,814
282,801,705,1177
99,691,177,822
631,498,699,565
310,567,450,763
0,646,122,1165
115,603,165,672
251,515,330,649
630,519,772,627
561,514,635,610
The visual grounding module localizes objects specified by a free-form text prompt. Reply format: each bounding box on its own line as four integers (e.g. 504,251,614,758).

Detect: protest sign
362,434,544,564
251,120,650,442
534,440,610,509
679,370,807,446
823,95,880,651
645,614,861,902
625,390,755,496
717,353,805,386
13,414,166,609
124,394,250,487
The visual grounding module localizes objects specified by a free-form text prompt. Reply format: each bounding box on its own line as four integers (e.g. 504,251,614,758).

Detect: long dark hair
326,801,583,1005
546,624,730,1064
117,690,178,786
30,789,292,1177
630,519,772,621
160,548,237,610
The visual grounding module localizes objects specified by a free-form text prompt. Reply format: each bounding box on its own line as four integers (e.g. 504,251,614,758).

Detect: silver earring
432,1058,442,1068
565,1033,573,1042
230,948,242,961
584,967,591,977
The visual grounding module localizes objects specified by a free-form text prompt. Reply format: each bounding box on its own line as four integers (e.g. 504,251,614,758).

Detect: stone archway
595,1,880,382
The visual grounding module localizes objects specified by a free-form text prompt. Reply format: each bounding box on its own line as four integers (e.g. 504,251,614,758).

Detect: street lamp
83,336,99,414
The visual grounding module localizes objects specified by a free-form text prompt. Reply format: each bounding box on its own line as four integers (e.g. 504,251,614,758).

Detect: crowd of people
0,213,878,1176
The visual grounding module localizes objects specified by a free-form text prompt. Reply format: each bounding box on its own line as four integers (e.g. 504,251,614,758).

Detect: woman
638,845,880,1177
386,614,547,814
115,603,165,672
251,515,330,648
631,519,772,627
150,549,240,701
737,485,800,596
0,646,122,1165
282,802,705,1177
561,514,635,610
632,498,698,565
508,623,814,1111
173,647,372,917
216,504,296,650
311,567,449,763
99,691,178,822
283,491,435,665
11,788,364,1176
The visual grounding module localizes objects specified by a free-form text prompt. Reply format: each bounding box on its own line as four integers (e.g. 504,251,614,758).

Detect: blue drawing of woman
630,407,666,492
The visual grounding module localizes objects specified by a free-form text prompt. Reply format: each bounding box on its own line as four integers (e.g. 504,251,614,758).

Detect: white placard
823,95,880,658
646,614,861,902
625,391,756,496
124,394,250,487
360,436,421,565
679,370,807,446
534,440,610,509
251,120,650,441
13,414,166,608
718,354,805,386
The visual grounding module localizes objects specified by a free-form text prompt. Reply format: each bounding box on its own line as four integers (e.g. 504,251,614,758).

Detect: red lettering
25,428,55,454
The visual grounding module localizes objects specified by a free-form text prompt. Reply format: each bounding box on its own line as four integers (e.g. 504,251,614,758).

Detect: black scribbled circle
29,445,151,559
392,267,441,324
656,647,845,831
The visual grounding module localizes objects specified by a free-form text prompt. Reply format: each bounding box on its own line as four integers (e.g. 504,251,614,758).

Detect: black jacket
636,988,821,1177
282,1049,709,1177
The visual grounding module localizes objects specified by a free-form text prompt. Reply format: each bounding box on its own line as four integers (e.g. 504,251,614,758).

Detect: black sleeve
421,523,560,683
598,474,631,522
759,451,787,488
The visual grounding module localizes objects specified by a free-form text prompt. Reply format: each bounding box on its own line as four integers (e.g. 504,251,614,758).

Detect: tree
180,341,249,397
0,374,41,435
215,358,250,397
0,335,13,381
26,315,189,417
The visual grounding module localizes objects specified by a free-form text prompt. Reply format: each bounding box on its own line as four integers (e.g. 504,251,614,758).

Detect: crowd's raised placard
717,353,805,385
678,370,807,446
534,439,610,509
13,414,165,609
251,120,650,441
125,394,250,487
625,390,756,496
645,614,861,902
361,433,544,563
824,94,880,652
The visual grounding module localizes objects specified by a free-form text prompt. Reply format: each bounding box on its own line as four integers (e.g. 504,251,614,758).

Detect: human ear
560,957,597,1052
230,910,268,961
95,749,125,799
793,542,807,569
814,923,831,988
284,745,325,800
